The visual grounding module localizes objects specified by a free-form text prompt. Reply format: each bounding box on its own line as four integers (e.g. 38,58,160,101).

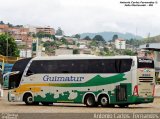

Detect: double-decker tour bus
8,55,155,107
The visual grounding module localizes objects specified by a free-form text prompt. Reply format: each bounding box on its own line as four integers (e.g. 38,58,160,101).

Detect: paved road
0,90,160,113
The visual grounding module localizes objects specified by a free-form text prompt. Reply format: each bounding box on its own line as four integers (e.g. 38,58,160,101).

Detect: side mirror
3,71,20,78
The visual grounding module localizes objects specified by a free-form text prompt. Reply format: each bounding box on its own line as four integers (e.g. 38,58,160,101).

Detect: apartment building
0,24,32,48
36,26,55,35
0,24,9,33
9,27,32,48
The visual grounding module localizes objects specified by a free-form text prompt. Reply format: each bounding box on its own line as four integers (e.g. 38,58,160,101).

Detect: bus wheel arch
83,93,97,107
23,92,34,105
97,93,110,107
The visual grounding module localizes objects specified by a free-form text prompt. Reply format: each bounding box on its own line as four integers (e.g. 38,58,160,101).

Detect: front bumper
8,91,22,102
0,89,3,97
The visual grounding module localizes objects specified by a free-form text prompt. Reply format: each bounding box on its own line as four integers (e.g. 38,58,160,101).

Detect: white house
115,38,126,49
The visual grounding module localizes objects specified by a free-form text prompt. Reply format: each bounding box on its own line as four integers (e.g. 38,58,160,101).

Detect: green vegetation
60,37,69,45
125,35,160,47
93,35,105,41
55,27,64,36
112,34,118,42
141,35,160,43
0,33,19,57
35,32,55,39
0,21,4,24
84,36,91,40
98,47,136,56
122,49,136,56
74,34,80,39
89,40,98,47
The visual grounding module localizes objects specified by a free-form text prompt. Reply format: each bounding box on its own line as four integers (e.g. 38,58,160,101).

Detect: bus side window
115,59,121,73
120,59,132,73
88,60,103,73
102,59,117,73
57,60,72,73
26,61,39,76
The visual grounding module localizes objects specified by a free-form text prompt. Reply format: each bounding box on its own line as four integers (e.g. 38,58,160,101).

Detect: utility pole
25,37,28,58
119,41,122,55
6,33,9,57
6,36,8,56
36,38,39,56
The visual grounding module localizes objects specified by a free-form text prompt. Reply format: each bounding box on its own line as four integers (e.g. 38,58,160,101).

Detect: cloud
0,0,160,37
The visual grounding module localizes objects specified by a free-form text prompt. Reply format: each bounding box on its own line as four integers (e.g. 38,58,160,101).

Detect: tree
122,49,136,56
7,22,13,27
55,27,64,36
74,34,80,39
0,34,19,57
93,35,105,41
89,40,98,47
36,32,55,39
112,34,118,41
60,37,69,45
84,36,91,40
0,21,4,24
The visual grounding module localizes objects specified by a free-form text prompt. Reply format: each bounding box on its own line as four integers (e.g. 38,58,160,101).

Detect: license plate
144,98,148,101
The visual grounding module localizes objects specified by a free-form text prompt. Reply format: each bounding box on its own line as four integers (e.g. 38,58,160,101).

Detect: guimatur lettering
43,75,84,82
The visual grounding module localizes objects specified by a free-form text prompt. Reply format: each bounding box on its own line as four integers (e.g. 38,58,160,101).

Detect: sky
0,0,160,37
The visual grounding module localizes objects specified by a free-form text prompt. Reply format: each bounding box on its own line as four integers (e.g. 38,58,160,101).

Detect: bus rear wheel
41,102,53,106
118,104,129,108
84,95,96,107
23,93,34,105
98,95,109,107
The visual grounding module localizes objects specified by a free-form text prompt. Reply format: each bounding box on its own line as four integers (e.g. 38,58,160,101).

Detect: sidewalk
155,85,160,97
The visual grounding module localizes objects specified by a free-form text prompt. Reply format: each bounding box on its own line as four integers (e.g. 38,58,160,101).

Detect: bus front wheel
23,93,34,105
84,95,96,107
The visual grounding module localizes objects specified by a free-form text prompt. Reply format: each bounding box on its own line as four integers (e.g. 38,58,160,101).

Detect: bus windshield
9,58,32,89
137,58,154,68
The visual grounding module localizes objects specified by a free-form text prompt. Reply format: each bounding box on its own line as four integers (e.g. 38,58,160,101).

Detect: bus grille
139,77,153,82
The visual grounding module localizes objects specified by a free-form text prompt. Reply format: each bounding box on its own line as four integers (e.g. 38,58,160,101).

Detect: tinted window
9,58,32,89
138,58,154,68
12,58,32,73
88,60,103,73
120,59,132,73
102,59,117,73
66,60,88,73
27,59,132,75
26,60,54,74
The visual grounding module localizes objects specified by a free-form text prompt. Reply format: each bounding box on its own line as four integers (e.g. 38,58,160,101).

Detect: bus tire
98,95,109,107
41,102,53,106
118,104,129,108
84,94,96,107
33,102,39,105
23,93,34,105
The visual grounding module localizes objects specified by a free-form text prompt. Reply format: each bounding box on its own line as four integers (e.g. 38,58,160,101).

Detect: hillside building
36,26,55,35
115,38,126,49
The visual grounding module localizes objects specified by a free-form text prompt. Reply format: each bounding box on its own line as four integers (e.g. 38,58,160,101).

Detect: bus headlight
10,93,15,97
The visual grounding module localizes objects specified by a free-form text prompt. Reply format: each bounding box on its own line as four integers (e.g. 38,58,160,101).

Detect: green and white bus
8,55,155,107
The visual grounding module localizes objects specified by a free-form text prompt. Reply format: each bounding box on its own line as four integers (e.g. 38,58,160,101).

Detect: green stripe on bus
49,73,127,87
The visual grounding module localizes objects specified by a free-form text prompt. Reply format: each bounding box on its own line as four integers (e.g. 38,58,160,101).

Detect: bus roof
32,55,137,60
